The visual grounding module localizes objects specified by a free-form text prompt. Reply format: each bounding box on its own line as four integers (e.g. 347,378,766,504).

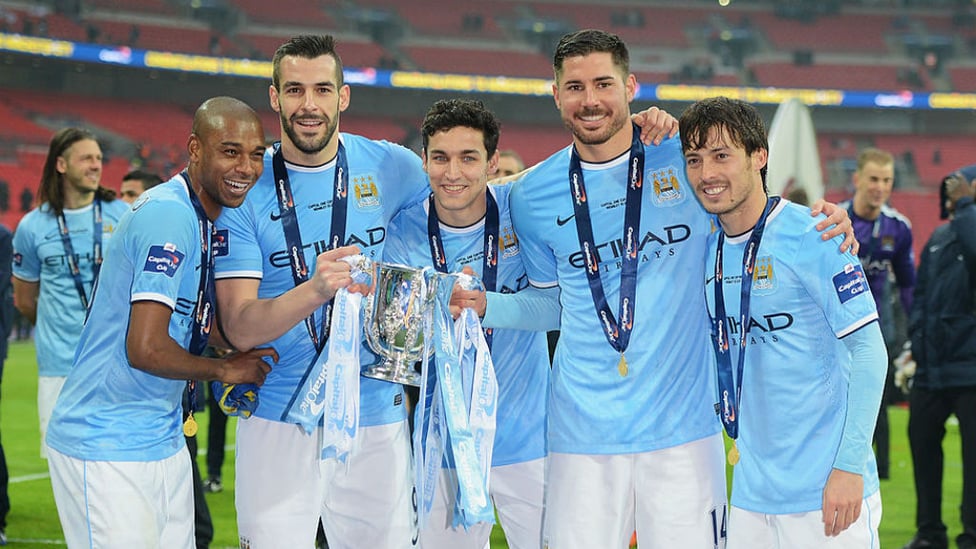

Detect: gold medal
727,441,740,466
183,415,198,437
618,354,628,377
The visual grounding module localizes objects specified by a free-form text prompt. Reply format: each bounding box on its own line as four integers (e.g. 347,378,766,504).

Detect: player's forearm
835,321,887,473
483,285,561,331
219,281,329,351
126,334,224,381
12,278,38,324
15,302,36,325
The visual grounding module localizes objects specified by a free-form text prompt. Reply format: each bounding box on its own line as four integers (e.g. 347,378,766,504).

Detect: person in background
12,127,129,459
681,96,885,549
0,223,13,545
901,165,976,549
44,96,274,548
119,169,164,204
839,147,915,481
496,149,525,178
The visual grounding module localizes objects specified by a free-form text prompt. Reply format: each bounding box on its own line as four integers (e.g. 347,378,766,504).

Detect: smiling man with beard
213,35,431,549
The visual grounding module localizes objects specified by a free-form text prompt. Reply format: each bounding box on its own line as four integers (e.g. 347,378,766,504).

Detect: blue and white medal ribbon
451,304,497,528
429,273,496,528
415,287,444,529
283,256,368,465
319,285,363,462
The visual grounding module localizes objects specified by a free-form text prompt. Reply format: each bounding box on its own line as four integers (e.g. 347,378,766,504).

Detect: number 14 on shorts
711,505,728,548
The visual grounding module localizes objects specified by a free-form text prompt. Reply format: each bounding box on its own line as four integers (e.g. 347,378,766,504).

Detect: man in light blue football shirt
680,96,886,548
213,35,431,549
508,29,857,549
384,99,555,549
12,127,129,458
45,97,275,547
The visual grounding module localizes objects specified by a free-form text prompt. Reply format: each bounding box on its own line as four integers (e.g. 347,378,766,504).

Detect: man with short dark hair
681,96,885,548
214,35,430,549
119,169,164,204
509,29,856,548
386,98,553,549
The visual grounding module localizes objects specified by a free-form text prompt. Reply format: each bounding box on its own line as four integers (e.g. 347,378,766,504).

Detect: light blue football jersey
384,183,548,466
509,135,720,455
13,198,129,376
46,177,208,461
704,200,881,514
214,135,430,426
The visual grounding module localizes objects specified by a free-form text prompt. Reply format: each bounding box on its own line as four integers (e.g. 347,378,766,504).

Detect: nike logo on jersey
556,214,576,226
270,211,283,222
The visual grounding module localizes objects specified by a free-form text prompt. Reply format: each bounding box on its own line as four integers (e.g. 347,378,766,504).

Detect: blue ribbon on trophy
283,255,370,464
414,271,498,529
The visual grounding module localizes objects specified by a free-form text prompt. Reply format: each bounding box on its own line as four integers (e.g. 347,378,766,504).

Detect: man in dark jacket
902,164,976,549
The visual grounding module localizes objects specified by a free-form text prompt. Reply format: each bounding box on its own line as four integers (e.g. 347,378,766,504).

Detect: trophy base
362,362,422,387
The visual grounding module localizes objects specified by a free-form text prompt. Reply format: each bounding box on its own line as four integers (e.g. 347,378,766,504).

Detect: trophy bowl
362,261,436,386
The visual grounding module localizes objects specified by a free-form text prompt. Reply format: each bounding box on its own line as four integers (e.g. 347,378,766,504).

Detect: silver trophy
362,261,437,386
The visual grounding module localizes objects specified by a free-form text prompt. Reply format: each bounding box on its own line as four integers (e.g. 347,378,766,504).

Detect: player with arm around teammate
507,29,858,549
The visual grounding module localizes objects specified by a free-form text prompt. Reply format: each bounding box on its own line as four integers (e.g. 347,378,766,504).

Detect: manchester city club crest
752,255,775,294
353,175,381,210
500,224,519,259
650,166,685,206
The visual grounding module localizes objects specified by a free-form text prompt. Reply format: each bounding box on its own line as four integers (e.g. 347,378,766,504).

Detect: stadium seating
3,0,972,235
402,45,552,78
230,0,336,28
748,61,930,91
353,0,511,39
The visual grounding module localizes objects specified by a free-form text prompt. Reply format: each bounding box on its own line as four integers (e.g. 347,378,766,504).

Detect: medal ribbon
272,141,349,352
319,279,365,461
426,190,499,348
282,256,368,466
568,124,644,357
274,141,353,428
180,172,218,432
450,304,497,528
415,268,442,530
56,198,103,310
713,196,780,440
